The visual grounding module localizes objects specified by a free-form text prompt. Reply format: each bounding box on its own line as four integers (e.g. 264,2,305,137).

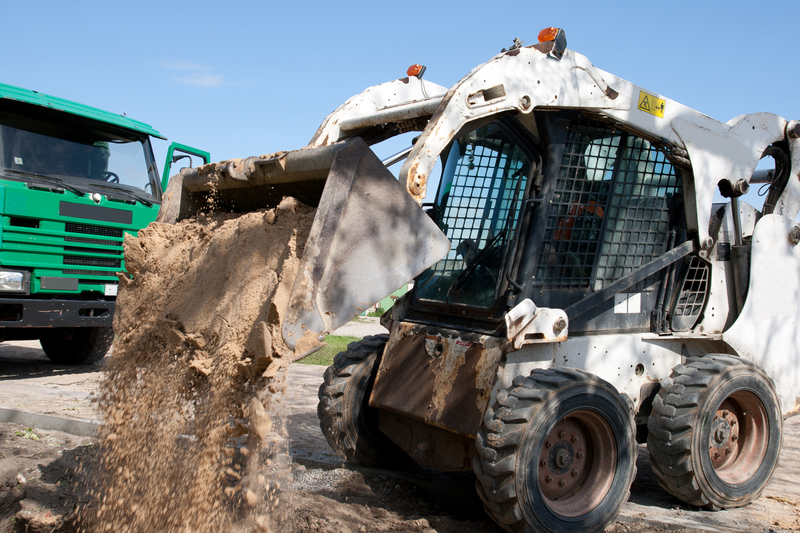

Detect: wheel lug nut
545,441,552,448
714,452,720,459
559,480,566,487
725,448,732,455
572,435,579,443
731,435,738,442
558,431,566,438
572,469,579,477
546,475,553,483
540,460,547,467
576,452,584,459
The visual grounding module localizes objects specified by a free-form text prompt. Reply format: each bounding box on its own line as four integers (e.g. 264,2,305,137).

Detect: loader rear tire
40,326,114,365
317,334,408,467
647,354,782,509
474,368,637,533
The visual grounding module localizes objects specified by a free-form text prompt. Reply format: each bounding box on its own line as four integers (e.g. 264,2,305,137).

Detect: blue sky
4,0,799,205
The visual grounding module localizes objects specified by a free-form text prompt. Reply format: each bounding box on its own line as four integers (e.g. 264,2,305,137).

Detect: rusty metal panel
378,410,475,472
370,322,504,438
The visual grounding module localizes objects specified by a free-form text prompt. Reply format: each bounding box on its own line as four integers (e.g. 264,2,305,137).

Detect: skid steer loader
158,28,800,533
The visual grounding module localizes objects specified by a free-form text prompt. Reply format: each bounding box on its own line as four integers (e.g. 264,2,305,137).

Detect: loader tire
647,354,782,509
40,326,114,365
474,368,637,533
317,334,408,467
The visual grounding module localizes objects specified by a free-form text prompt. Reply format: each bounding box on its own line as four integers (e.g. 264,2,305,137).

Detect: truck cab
0,83,206,364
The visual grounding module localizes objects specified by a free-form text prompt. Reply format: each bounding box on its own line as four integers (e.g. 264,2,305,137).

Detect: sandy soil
3,415,798,533
1,309,798,531
3,346,800,532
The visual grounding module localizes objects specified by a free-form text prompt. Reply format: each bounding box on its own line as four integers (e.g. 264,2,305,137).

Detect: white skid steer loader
159,27,800,533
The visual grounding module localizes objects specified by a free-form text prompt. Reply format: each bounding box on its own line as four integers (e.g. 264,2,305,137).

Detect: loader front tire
474,368,637,533
647,354,782,509
317,334,408,467
40,326,114,365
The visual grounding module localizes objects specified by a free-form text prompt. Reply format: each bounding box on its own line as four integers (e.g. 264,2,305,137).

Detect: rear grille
671,257,709,331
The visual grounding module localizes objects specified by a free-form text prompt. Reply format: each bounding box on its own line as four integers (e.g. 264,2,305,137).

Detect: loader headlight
0,270,29,293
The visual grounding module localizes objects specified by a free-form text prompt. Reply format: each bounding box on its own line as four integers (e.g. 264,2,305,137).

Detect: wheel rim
537,410,616,518
708,391,769,485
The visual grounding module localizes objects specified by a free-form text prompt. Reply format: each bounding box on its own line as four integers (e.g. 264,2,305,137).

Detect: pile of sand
81,197,317,533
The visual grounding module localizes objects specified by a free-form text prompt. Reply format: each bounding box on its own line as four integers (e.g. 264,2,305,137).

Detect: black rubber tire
317,334,409,467
40,326,114,365
647,354,782,509
474,368,637,533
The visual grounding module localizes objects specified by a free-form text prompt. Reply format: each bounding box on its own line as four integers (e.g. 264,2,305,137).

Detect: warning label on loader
638,91,665,118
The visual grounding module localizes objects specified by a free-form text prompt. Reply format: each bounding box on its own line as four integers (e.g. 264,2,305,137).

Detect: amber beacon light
537,27,567,59
407,64,427,78
538,27,560,42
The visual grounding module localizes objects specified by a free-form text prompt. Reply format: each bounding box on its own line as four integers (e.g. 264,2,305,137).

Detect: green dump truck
0,83,207,364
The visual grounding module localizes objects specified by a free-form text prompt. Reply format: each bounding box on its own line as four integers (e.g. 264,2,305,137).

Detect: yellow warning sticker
638,91,665,118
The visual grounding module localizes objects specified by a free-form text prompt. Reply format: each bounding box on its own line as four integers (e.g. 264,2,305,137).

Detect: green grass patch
297,335,361,366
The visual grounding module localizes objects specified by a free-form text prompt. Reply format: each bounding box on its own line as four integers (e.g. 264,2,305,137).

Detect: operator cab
407,111,696,337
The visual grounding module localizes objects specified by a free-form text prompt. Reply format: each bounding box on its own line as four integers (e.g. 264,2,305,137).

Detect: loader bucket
282,139,450,348
157,138,450,350
157,143,347,222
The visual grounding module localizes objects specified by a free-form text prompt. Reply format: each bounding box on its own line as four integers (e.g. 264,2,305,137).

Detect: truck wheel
474,368,637,533
317,334,408,467
40,327,114,365
647,354,782,509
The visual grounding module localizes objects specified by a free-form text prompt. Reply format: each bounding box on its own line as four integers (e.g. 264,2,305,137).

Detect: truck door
161,142,210,192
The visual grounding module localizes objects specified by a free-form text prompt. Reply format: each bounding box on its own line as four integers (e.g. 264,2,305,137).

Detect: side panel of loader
723,214,800,416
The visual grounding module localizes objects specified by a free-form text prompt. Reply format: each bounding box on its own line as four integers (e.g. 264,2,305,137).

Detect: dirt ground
1,341,800,533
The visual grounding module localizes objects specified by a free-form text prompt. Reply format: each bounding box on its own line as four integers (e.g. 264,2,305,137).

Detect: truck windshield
415,122,531,308
0,121,154,197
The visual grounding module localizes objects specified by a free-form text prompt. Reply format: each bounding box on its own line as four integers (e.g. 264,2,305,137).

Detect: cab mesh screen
537,125,618,287
537,124,681,290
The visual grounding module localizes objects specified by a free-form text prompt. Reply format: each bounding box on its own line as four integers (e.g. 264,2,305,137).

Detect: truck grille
65,269,121,277
63,255,121,268
1,211,131,290
62,224,124,274
64,246,119,256
65,223,123,238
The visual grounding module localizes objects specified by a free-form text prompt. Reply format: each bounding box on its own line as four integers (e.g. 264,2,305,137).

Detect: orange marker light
407,64,426,78
538,27,560,43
